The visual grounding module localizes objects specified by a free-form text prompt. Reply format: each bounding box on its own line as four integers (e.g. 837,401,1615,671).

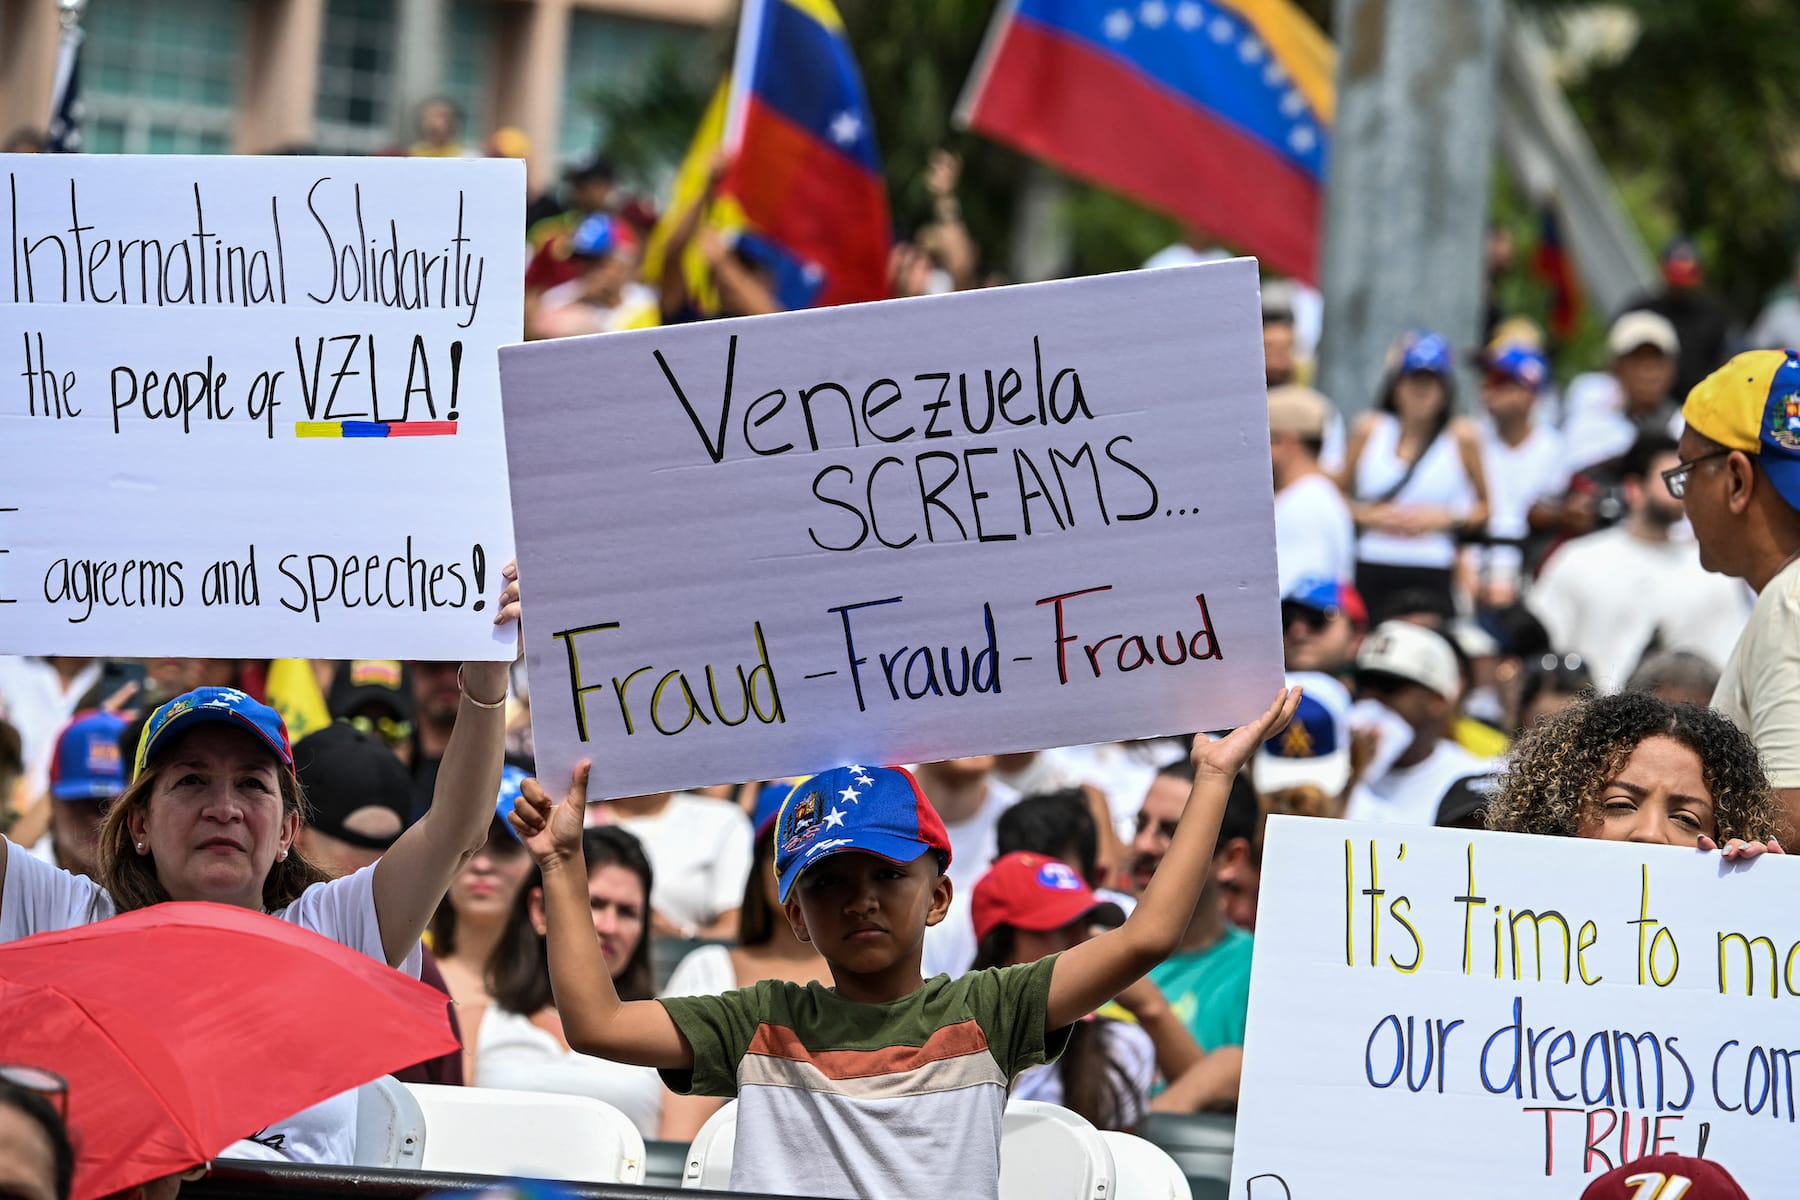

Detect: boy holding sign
507,687,1297,1200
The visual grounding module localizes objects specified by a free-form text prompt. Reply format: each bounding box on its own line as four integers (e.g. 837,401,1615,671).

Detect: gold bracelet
457,665,507,710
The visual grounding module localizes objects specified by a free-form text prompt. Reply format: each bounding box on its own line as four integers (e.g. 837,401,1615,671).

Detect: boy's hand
511,761,591,871
1192,688,1301,782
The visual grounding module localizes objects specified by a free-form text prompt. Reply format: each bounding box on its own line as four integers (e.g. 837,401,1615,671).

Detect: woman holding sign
1486,690,1781,853
0,610,516,1162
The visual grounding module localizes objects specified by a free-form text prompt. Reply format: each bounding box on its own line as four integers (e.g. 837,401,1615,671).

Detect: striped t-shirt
659,956,1066,1200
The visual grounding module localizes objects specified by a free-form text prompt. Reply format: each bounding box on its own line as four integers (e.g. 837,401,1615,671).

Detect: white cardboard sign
500,261,1282,797
1233,818,1800,1197
0,155,521,659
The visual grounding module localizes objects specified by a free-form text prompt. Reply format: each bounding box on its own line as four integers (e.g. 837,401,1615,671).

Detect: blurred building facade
0,0,726,186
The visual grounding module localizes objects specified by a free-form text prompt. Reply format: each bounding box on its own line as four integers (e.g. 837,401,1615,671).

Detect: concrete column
493,0,571,194
0,0,63,137
235,0,326,153
1316,0,1504,414
390,0,447,147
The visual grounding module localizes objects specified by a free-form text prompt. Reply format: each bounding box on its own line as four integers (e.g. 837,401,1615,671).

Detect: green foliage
1516,0,1800,315
583,39,723,188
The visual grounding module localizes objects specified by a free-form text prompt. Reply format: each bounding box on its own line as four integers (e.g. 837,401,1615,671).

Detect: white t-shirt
1345,740,1492,826
614,793,753,931
1474,424,1568,585
1713,554,1800,789
921,777,1020,979
1010,1018,1155,1129
0,848,420,1164
1272,473,1355,595
1528,526,1751,692
474,1006,663,1138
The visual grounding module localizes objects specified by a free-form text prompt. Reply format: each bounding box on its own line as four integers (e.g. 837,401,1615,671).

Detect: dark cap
564,154,615,185
328,660,414,725
294,722,412,851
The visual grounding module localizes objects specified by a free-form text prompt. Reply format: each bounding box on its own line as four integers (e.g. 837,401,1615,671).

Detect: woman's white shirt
1,844,421,1164
473,1007,663,1138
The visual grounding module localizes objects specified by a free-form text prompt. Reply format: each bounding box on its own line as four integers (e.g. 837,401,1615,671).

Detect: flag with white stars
714,0,892,307
957,0,1333,281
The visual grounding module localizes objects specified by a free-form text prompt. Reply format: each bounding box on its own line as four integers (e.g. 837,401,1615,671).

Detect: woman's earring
278,849,288,862
135,842,146,854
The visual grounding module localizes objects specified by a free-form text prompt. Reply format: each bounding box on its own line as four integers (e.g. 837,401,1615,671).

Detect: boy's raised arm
512,762,696,1070
1044,688,1299,1030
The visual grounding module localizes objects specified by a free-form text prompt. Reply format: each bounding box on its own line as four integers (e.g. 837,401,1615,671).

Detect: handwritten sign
499,261,1281,797
1233,818,1799,1197
0,155,520,659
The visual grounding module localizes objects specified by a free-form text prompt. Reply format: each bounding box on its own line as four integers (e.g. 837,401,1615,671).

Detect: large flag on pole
717,0,891,307
46,2,85,154
956,0,1332,282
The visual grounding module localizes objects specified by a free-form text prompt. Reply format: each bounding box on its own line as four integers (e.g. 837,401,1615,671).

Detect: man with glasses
1281,578,1367,679
1527,433,1748,692
327,661,416,769
1676,349,1800,838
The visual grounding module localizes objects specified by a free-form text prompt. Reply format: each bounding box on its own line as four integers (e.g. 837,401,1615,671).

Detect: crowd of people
4,94,1794,1200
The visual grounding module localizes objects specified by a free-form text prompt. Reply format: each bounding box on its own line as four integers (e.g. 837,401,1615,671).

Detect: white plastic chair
680,1099,737,1189
1100,1130,1192,1200
352,1076,426,1169
1000,1100,1116,1200
403,1083,646,1184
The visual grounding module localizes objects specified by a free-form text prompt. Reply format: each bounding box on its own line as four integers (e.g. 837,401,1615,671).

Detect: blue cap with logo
492,763,531,843
1485,343,1549,390
50,710,129,801
1395,329,1454,377
1254,672,1351,796
773,765,952,902
134,687,293,780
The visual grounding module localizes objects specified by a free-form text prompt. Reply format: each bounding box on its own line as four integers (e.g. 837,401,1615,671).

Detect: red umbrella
0,901,459,1200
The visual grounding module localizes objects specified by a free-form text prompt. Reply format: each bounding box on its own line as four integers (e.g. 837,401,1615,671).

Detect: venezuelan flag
958,0,1332,282
721,0,891,307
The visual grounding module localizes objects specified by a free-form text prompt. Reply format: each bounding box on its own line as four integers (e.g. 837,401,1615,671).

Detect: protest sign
500,260,1282,798
0,155,520,659
1233,818,1798,1197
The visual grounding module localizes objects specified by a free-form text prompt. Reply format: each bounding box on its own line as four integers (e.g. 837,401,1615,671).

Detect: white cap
1355,621,1462,703
1608,310,1679,358
1254,672,1352,796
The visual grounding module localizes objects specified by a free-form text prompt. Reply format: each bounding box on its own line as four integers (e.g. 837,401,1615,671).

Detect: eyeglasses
346,714,414,747
1661,450,1731,499
0,1065,68,1120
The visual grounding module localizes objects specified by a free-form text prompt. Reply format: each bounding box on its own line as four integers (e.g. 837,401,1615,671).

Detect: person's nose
592,905,620,937
1131,824,1159,859
1623,810,1673,846
198,782,246,823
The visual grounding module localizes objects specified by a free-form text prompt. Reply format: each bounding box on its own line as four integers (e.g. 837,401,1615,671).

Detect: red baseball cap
971,852,1125,946
1582,1155,1749,1200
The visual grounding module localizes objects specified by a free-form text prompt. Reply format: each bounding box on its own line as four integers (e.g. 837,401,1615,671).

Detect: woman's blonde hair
96,740,330,913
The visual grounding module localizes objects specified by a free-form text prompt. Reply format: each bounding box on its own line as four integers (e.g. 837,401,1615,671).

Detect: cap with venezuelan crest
773,765,951,902
1681,348,1800,513
134,687,294,779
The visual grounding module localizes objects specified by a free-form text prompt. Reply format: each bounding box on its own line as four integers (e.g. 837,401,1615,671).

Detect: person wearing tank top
1340,330,1490,620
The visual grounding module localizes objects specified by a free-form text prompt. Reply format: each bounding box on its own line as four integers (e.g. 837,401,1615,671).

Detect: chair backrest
680,1099,737,1189
352,1076,425,1169
1099,1131,1192,1200
999,1100,1115,1200
403,1083,646,1184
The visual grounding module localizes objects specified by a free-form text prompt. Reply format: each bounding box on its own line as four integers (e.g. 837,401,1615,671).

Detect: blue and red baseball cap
133,687,294,780
754,778,803,842
773,765,952,902
491,763,532,844
1483,343,1549,390
49,710,129,801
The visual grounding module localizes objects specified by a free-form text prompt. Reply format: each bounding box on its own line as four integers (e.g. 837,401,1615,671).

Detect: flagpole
950,0,1023,131
46,0,86,154
722,0,766,155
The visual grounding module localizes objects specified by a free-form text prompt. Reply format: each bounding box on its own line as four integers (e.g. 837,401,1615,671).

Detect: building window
315,0,398,153
559,10,704,167
442,0,495,142
82,0,243,154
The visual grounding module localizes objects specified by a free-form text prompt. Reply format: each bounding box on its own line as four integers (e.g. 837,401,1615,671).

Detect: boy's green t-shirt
1148,925,1255,1049
659,955,1067,1200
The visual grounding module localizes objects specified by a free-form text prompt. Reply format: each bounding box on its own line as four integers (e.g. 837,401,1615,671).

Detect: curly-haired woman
1485,690,1781,857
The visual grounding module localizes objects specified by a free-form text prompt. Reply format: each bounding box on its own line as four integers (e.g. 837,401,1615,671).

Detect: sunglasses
0,1064,68,1120
1281,602,1335,632
345,714,414,746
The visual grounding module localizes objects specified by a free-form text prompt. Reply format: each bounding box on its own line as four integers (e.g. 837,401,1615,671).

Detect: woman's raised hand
510,760,591,870
1192,688,1302,783
1698,835,1785,861
495,559,521,627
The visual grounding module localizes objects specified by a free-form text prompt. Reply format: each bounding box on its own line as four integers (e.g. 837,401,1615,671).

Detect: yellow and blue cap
1682,349,1800,513
133,687,294,780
